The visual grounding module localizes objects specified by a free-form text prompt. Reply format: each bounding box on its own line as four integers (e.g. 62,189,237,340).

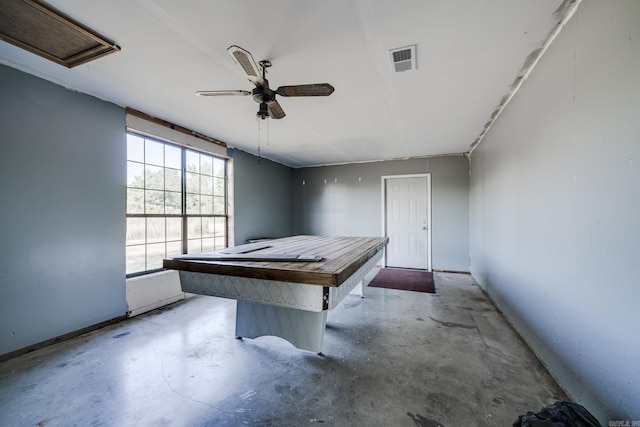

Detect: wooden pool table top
163,235,388,287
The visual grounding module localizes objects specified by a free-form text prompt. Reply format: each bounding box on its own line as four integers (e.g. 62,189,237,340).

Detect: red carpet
368,268,435,293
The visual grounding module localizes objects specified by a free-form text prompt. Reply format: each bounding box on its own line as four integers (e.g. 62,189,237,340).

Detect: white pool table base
178,251,382,353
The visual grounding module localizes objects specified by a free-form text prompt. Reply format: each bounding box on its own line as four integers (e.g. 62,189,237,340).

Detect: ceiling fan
196,45,335,120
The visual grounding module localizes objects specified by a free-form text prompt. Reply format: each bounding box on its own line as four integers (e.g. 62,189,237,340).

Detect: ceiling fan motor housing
251,80,275,104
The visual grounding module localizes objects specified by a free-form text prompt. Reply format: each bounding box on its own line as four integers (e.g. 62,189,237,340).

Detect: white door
384,175,430,270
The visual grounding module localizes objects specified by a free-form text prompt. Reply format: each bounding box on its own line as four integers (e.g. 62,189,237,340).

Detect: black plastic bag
513,401,602,427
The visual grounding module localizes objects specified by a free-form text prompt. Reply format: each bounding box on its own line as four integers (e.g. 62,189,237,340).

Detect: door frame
381,174,432,271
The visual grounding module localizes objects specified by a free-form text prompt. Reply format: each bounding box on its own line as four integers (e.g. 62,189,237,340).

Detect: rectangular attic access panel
0,0,120,68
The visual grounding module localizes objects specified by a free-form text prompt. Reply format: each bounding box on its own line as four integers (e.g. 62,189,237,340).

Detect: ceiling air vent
389,45,416,73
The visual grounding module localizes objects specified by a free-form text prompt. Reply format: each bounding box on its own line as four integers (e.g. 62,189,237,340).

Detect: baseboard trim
433,269,471,275
474,281,573,401
0,315,127,364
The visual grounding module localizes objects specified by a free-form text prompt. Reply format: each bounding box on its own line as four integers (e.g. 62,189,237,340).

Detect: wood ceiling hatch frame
0,0,120,68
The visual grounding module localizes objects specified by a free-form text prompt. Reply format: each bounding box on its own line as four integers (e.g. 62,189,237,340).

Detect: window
126,133,227,276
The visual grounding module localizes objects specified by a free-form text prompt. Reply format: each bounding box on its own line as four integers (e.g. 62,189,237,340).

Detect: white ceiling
0,0,568,167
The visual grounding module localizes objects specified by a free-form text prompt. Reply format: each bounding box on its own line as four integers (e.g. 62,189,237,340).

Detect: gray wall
469,0,640,422
0,65,127,356
293,156,470,272
230,149,293,245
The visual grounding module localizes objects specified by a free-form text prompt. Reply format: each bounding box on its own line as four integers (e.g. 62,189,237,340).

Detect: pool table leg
349,280,364,298
235,300,328,353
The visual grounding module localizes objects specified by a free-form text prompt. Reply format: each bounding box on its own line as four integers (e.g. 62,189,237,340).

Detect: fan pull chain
256,116,262,166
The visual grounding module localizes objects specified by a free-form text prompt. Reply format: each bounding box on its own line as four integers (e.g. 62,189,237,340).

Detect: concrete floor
0,272,567,426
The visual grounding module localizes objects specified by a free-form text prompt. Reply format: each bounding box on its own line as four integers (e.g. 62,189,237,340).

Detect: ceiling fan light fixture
389,45,416,73
257,102,269,120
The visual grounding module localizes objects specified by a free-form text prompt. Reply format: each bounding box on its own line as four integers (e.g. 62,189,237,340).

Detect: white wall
469,0,640,422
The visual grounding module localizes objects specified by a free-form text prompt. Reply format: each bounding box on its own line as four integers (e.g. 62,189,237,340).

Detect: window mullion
181,147,188,255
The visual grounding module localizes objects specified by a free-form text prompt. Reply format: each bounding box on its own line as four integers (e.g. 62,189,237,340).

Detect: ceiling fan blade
195,90,251,97
227,45,264,86
276,83,335,97
267,100,286,119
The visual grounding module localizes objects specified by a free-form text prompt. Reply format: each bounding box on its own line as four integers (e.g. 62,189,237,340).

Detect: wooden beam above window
126,108,227,149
